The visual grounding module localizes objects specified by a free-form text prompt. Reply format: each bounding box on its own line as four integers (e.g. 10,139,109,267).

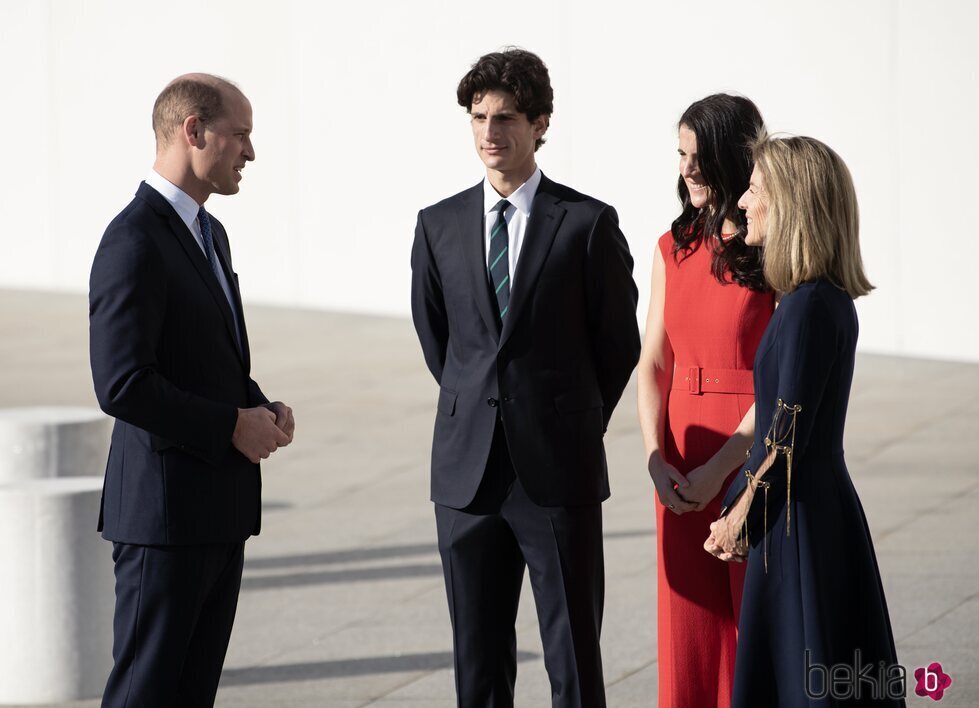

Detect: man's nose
484,118,501,141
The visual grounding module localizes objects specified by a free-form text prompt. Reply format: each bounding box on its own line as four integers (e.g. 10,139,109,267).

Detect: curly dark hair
457,47,553,151
671,94,768,291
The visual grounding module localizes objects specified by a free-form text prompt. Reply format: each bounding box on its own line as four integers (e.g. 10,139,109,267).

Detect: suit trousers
435,421,606,708
102,541,245,707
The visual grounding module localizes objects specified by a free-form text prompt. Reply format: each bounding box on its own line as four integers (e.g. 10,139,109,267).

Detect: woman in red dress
637,94,774,708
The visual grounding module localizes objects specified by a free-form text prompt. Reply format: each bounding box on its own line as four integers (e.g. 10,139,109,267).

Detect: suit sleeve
247,378,269,406
721,290,839,512
585,206,641,430
410,210,449,384
89,223,238,465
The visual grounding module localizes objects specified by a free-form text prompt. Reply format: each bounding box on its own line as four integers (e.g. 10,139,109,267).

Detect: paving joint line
897,590,979,644
876,477,979,542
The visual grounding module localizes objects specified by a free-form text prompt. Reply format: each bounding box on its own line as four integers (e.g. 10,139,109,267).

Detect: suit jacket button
487,397,498,407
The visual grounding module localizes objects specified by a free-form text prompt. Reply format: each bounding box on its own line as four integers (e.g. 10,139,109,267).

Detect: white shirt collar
144,169,201,232
483,166,542,217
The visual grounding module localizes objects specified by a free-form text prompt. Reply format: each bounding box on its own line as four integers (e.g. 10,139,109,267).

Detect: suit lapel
457,183,500,340
499,177,565,347
137,183,245,365
211,229,250,369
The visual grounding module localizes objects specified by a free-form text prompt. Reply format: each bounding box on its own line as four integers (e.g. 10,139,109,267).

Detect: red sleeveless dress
655,231,774,707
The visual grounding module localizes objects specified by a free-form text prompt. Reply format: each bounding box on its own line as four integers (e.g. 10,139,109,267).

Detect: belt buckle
687,366,702,394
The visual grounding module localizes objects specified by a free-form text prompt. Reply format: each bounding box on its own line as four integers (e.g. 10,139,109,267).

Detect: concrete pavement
1,289,975,707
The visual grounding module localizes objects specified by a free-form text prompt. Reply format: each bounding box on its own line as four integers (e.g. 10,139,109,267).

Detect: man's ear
533,114,549,140
182,115,205,148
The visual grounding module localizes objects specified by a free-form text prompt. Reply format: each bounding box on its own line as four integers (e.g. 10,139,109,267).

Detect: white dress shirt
144,170,242,346
482,167,542,288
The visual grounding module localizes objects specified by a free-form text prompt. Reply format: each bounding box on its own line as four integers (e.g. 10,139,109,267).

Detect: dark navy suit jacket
90,182,267,545
411,174,641,509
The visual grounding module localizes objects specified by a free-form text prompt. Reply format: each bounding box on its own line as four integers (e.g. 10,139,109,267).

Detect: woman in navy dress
704,135,905,707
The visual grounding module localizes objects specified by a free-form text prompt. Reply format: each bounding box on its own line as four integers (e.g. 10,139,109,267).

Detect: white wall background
2,0,977,362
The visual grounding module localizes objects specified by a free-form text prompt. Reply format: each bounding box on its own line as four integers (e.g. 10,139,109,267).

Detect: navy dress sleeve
721,287,841,521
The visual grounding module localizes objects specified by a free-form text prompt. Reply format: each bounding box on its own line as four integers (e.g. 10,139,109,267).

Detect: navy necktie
197,206,243,354
197,206,221,278
488,199,511,323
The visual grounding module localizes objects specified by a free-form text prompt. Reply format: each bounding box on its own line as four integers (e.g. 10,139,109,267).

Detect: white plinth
0,477,113,703
0,406,111,483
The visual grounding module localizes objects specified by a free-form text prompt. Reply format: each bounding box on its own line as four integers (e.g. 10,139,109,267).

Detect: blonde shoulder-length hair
753,134,873,298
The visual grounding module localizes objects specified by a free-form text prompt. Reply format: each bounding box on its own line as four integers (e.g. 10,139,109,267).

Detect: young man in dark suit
89,73,295,707
411,49,641,708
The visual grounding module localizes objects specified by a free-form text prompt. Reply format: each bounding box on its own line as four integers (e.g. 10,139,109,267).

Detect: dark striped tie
488,199,511,323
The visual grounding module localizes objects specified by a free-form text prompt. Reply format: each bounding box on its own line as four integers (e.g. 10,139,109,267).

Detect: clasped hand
648,455,726,515
704,499,749,563
647,454,696,514
232,401,296,463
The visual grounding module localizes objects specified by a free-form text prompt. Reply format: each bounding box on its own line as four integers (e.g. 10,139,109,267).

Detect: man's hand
233,406,291,463
264,401,295,443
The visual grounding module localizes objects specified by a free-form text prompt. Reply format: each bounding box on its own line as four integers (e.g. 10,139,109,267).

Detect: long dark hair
671,94,768,291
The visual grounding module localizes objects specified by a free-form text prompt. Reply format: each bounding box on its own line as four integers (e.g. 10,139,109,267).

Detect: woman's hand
680,462,727,511
648,453,697,515
704,495,750,562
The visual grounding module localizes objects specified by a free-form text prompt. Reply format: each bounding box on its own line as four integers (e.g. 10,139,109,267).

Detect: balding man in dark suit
90,73,294,707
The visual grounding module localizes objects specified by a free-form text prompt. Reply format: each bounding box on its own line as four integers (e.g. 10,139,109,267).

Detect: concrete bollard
0,477,113,703
0,408,114,703
0,406,111,483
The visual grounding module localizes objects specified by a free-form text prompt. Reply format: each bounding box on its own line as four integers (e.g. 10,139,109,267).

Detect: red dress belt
671,365,755,395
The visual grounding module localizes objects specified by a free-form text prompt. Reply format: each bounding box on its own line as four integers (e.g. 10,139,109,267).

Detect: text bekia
805,649,907,700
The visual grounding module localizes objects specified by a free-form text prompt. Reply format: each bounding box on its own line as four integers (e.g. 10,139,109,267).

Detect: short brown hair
152,74,240,147
457,48,553,151
753,134,873,299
